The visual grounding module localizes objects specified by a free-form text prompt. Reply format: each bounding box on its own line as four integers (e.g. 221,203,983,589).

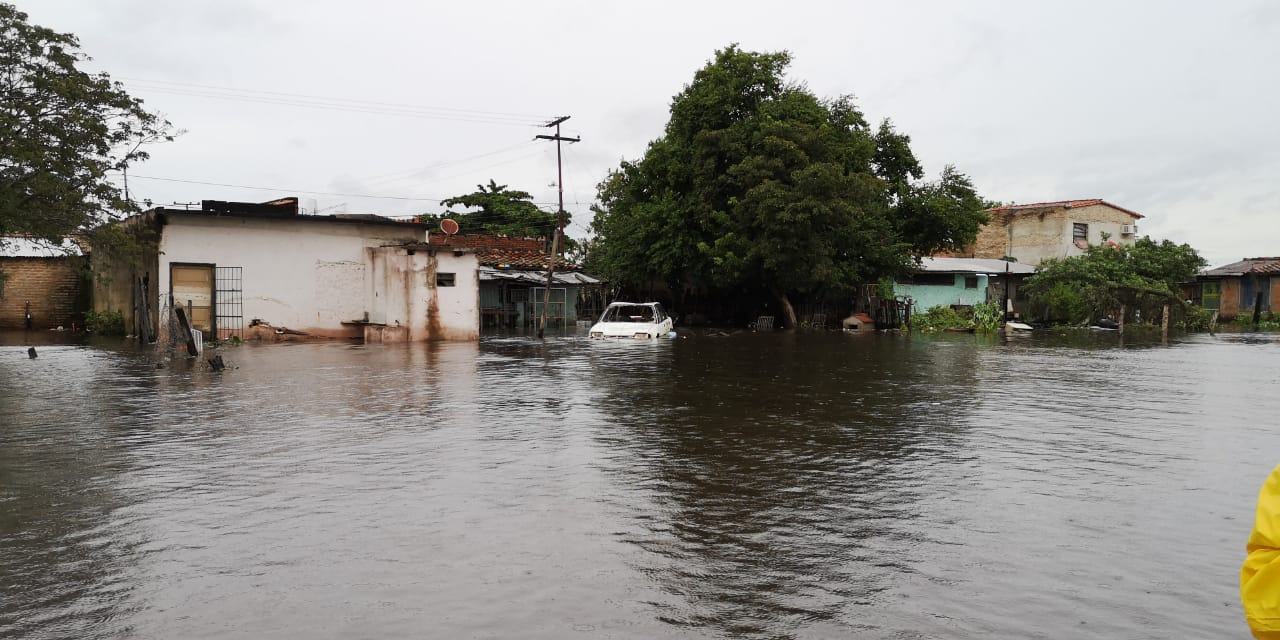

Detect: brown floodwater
1,329,1277,638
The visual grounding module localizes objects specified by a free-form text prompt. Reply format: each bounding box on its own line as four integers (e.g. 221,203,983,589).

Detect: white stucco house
93,197,479,342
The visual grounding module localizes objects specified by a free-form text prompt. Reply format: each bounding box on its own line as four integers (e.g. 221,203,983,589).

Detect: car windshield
600,305,655,323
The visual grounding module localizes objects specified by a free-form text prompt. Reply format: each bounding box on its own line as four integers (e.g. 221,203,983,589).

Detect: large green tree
0,3,173,243
1023,237,1206,324
588,45,987,327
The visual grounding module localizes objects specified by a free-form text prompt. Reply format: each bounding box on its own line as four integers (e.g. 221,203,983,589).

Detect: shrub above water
84,309,125,335
912,306,972,332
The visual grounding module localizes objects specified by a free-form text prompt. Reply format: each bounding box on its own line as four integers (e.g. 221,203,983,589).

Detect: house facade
895,257,1036,315
969,199,1144,266
426,233,603,329
1195,258,1280,319
94,198,480,343
0,237,86,330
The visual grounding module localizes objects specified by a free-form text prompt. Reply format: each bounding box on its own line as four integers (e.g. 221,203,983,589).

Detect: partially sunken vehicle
588,302,673,339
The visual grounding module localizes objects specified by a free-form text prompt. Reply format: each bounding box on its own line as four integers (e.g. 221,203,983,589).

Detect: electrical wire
126,173,564,206
122,77,558,127
120,77,557,120
357,141,538,186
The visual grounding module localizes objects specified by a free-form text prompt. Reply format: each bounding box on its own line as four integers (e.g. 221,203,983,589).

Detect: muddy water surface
1,330,1277,638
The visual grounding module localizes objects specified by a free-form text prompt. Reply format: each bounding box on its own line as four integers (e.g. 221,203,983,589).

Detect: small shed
1196,258,1280,319
896,257,1036,315
425,233,603,328
0,237,86,330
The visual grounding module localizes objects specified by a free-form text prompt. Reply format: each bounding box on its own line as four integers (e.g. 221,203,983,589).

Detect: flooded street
2,331,1277,639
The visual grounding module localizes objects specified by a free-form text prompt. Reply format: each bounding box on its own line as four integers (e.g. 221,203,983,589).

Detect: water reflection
585,334,982,637
1,332,1276,639
0,345,152,639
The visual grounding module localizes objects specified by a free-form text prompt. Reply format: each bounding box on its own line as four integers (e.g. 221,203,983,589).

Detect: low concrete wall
364,325,410,343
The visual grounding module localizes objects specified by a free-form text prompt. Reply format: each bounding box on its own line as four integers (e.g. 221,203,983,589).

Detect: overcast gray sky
19,0,1280,267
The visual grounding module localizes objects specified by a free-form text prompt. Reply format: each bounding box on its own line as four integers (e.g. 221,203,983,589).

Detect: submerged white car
589,302,674,339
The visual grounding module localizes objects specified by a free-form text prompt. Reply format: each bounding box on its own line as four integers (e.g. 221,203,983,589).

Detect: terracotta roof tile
480,249,578,271
987,199,1144,219
424,233,581,271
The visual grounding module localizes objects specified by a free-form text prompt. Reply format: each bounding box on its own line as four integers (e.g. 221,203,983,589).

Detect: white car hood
590,321,665,337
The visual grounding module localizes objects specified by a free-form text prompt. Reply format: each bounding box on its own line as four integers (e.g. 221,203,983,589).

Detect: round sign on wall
440,218,459,235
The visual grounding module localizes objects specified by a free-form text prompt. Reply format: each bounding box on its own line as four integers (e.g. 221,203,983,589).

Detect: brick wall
0,257,85,329
972,210,1016,260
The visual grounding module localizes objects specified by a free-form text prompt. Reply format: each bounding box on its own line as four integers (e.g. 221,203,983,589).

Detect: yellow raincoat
1244,465,1280,638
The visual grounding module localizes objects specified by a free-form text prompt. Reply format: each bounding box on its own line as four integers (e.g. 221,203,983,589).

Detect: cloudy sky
18,0,1280,267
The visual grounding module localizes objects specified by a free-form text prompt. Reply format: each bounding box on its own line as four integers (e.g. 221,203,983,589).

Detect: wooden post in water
1162,303,1170,343
174,306,199,356
1118,303,1126,337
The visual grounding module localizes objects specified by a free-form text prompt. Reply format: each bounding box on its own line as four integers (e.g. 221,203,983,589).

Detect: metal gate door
215,266,244,339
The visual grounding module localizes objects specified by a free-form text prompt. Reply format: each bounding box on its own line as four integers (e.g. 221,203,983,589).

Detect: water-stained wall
158,214,422,339
368,247,478,341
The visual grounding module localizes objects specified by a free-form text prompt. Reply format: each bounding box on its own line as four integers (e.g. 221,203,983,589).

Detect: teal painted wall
896,274,989,314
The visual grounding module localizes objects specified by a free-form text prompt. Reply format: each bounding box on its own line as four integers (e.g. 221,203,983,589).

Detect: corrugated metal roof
986,199,1145,219
918,257,1036,274
1202,258,1280,277
0,237,83,258
479,266,601,285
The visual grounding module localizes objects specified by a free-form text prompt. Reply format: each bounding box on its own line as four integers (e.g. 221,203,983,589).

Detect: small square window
964,276,979,289
436,272,455,287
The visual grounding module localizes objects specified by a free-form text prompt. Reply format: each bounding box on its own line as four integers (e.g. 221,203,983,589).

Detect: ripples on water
2,331,1278,638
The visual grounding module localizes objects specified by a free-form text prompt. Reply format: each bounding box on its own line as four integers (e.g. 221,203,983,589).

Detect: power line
132,87,542,126
121,77,556,120
125,173,564,206
358,141,538,186
426,147,551,183
122,77,556,126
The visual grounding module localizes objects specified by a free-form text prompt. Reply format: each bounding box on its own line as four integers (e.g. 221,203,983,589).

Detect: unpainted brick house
957,199,1145,266
0,237,86,330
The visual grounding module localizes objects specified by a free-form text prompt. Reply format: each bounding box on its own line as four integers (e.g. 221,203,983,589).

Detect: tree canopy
1023,237,1206,323
0,3,173,242
419,179,570,246
586,45,988,327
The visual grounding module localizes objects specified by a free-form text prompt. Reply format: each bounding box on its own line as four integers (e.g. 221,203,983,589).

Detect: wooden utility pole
534,116,580,339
